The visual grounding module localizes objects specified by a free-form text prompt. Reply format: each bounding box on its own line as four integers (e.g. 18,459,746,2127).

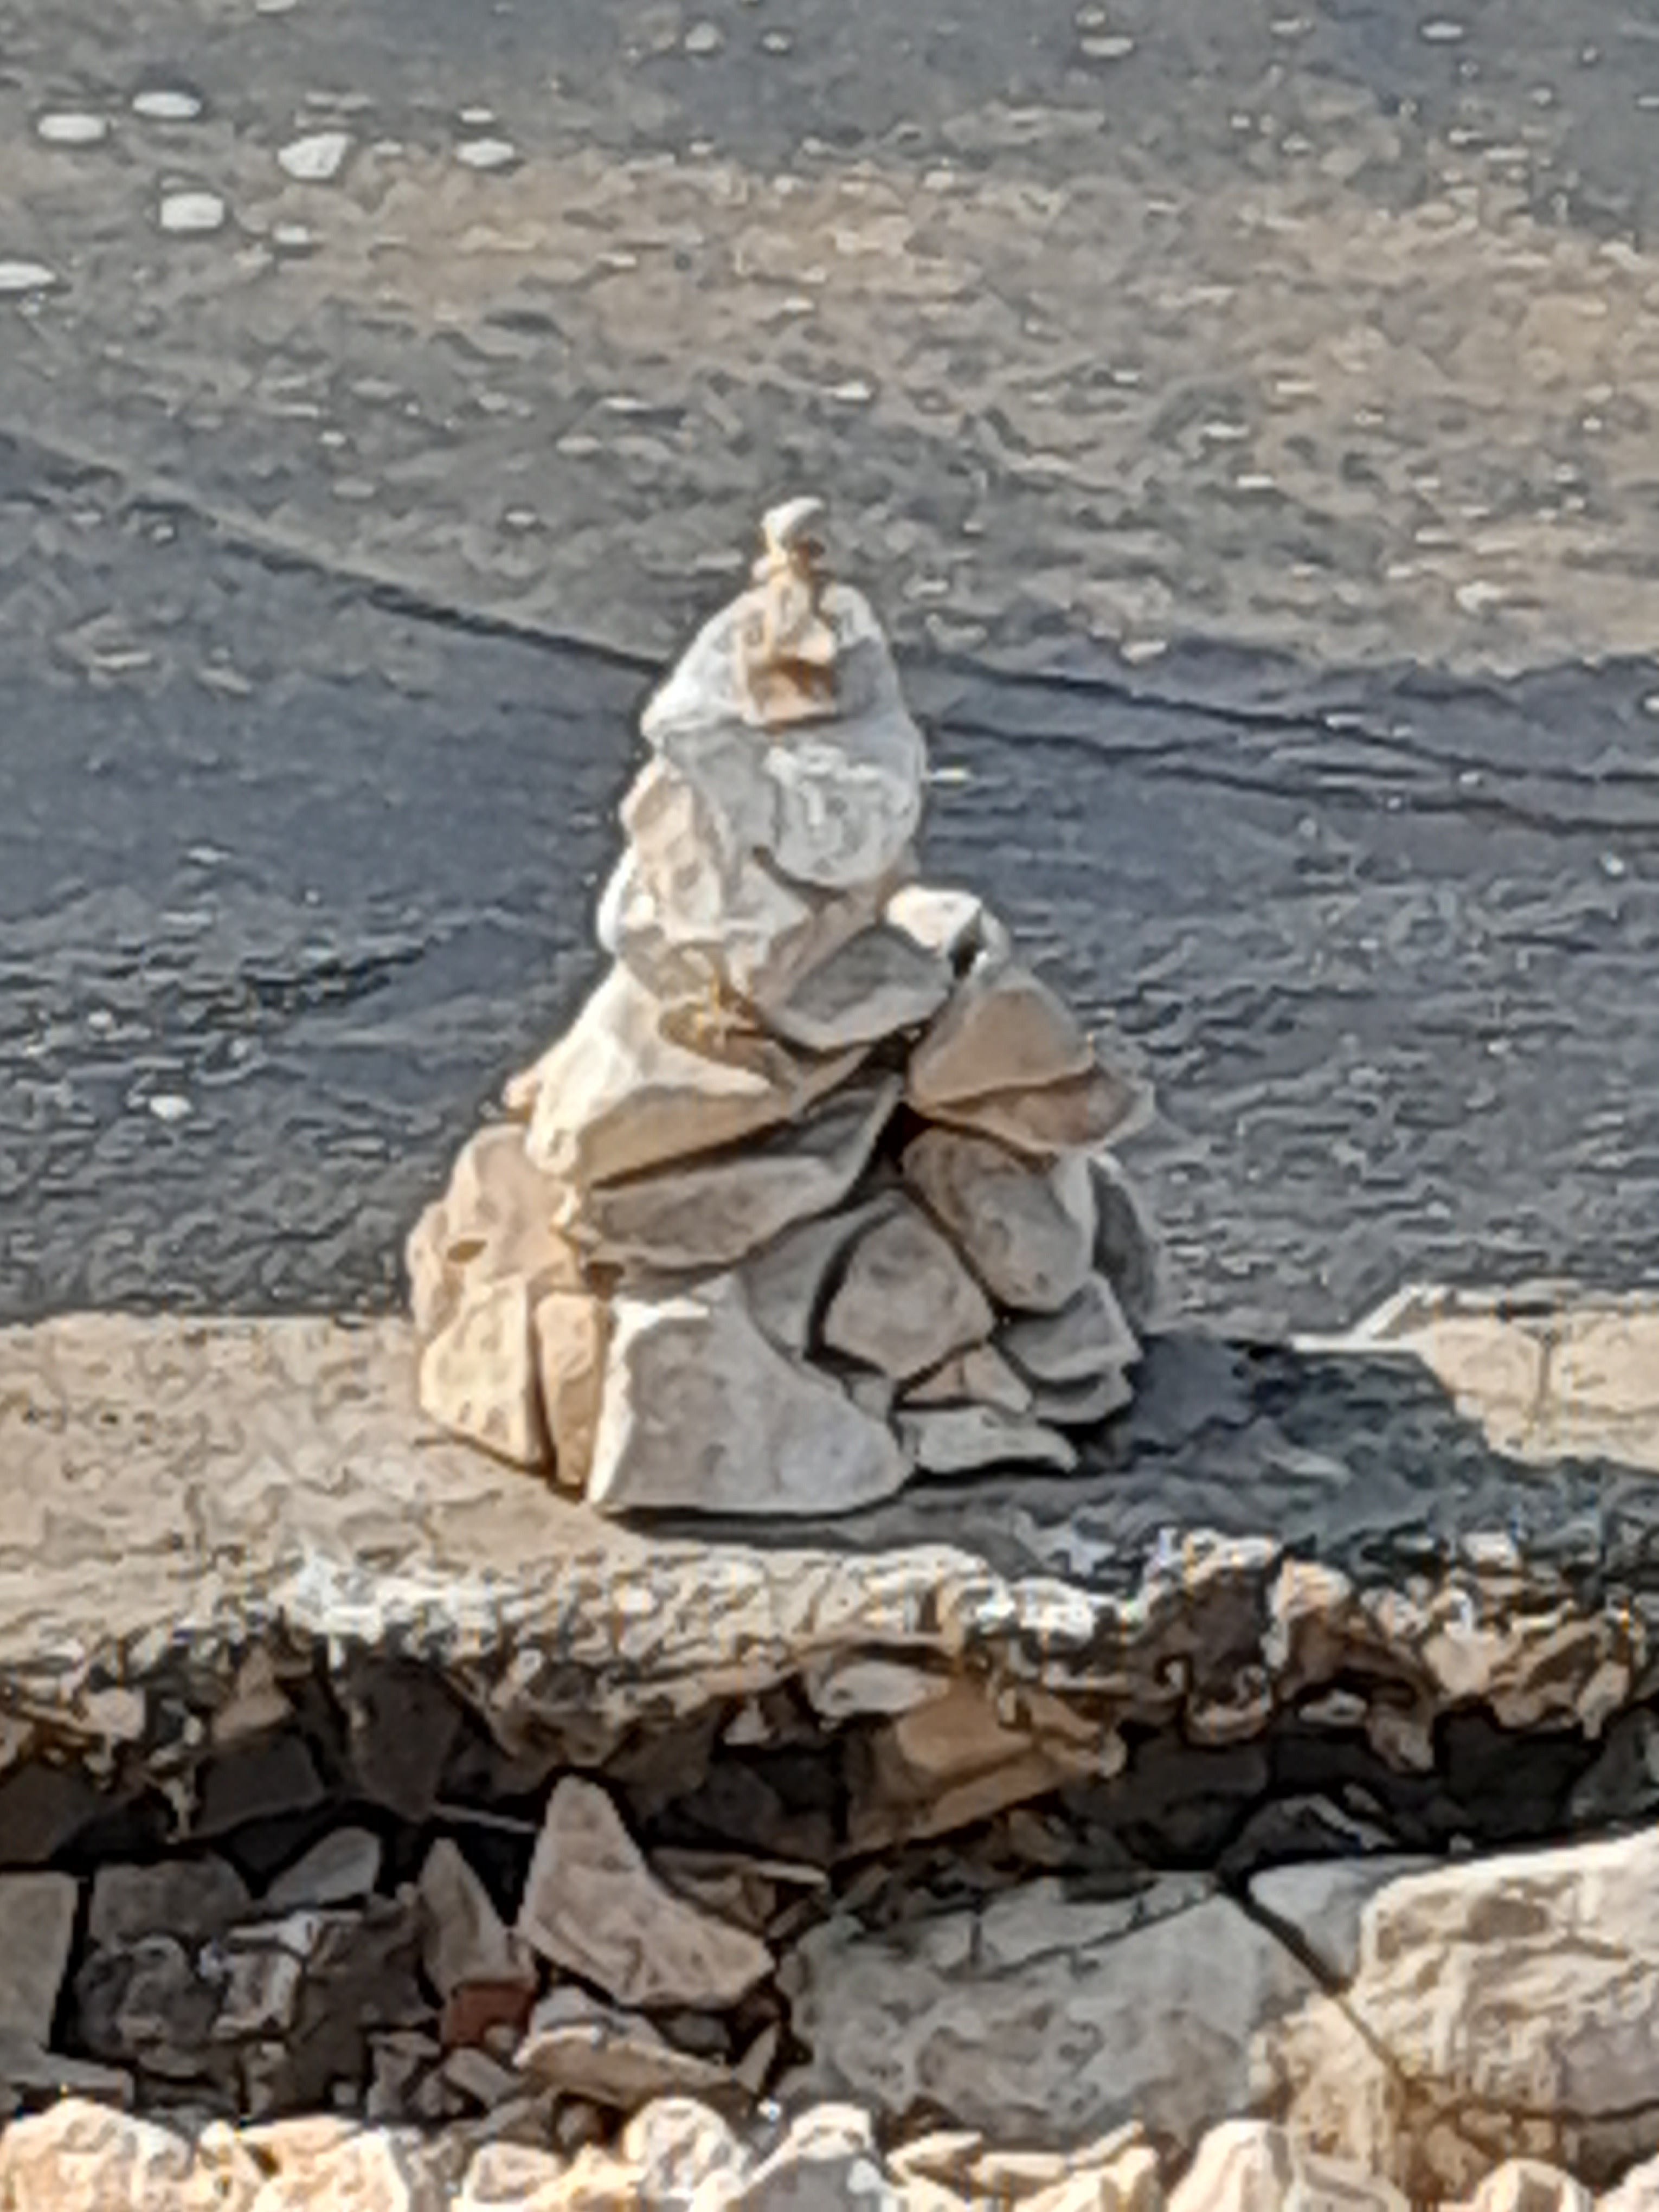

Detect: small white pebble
1418,17,1465,41
1082,33,1136,59
685,20,725,52
278,129,351,180
36,111,110,146
458,104,497,125
271,221,316,252
158,191,227,234
454,136,519,170
132,88,203,121
0,260,59,294
147,1094,193,1124
255,0,299,12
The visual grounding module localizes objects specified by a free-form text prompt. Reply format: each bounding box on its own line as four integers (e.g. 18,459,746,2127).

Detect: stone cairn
408,498,1163,1513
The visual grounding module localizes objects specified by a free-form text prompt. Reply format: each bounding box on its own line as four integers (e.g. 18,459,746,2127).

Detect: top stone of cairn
408,501,1163,1516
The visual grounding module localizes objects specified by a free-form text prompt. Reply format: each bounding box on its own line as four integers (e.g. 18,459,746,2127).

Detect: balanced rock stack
408,499,1162,1514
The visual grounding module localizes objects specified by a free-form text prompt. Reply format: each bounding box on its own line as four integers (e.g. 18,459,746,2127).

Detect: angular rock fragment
821,1201,994,1380
885,883,1009,969
1089,1152,1169,1334
587,1277,906,1516
903,1343,1033,1414
417,1840,537,2004
931,1066,1149,1159
759,922,953,1052
909,957,1095,1112
903,1130,1096,1314
513,1986,731,2108
266,1826,382,1912
738,1197,898,1355
898,1405,1079,1476
515,1778,773,2010
0,1872,81,2045
406,1122,581,1340
90,1859,250,1952
534,1289,610,1493
418,1277,547,1469
1000,1276,1138,1387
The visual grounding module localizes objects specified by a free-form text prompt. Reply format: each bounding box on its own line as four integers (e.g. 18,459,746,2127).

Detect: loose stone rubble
408,499,1157,1513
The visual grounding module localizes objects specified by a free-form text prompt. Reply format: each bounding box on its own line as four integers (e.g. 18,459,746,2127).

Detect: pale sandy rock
573,1078,899,1276
885,884,1009,968
903,1342,1033,1414
266,1824,381,1910
738,1197,898,1355
822,1201,995,1380
620,2097,749,2204
416,1840,536,1999
787,1882,1315,2153
909,959,1094,1113
0,1871,80,2043
535,1291,610,1493
587,1275,906,1515
1089,1154,1171,1334
850,1679,1108,1850
456,2140,568,2210
418,1276,547,1468
889,2131,984,2191
898,1404,1079,1475
760,922,951,1052
1246,1856,1434,1985
1603,2151,1659,2209
1000,1276,1139,1387
930,1066,1149,1160
903,1130,1096,1313
516,1778,772,2009
1470,2164,1592,2212
1168,2122,1291,2212
406,1122,581,1339
246,2126,451,2211
711,2104,896,2212
513,1986,731,2108
277,129,351,180
0,2100,259,2212
523,962,863,1187
1025,2159,1166,2212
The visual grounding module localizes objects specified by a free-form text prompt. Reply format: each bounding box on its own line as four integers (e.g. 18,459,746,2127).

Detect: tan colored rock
822,1201,995,1380
523,963,865,1188
718,2104,891,2212
903,1342,1033,1414
246,2126,452,2212
586,1275,907,1516
455,2141,569,2211
738,1197,898,1355
534,1291,610,1493
513,1986,731,2108
898,1404,1079,1475
1168,2123,1291,2212
0,1872,79,2044
890,2131,985,2191
516,1778,773,2009
760,922,952,1052
903,1129,1095,1313
1470,2163,1591,2212
574,1077,899,1275
0,2102,255,2212
909,959,1093,1110
417,1276,547,1468
1000,1277,1138,1387
406,1123,582,1340
417,1840,536,2003
1026,2158,1166,2212
931,1067,1149,1159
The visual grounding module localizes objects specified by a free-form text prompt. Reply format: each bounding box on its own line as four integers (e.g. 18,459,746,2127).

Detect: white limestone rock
417,1276,546,1469
821,1200,994,1381
533,1289,610,1494
522,961,862,1187
587,1276,907,1515
885,883,1010,969
405,1121,581,1341
903,1129,1096,1313
572,1078,899,1277
515,1778,773,2008
416,1839,535,2001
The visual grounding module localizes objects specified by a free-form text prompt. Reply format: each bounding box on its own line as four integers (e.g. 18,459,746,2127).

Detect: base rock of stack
408,500,1159,1514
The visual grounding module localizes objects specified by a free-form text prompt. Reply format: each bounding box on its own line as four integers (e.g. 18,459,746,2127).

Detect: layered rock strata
407,499,1157,1512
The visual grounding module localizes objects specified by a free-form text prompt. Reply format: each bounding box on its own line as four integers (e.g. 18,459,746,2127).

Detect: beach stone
266,1826,382,1911
588,1275,906,1515
738,1198,898,1356
898,1404,1079,1476
516,1778,773,2009
902,1343,1033,1414
522,962,861,1188
908,959,1093,1112
1603,2152,1659,2210
1000,1277,1139,1387
574,1078,899,1276
1167,2122,1290,2212
406,1122,581,1339
158,191,227,235
534,1290,610,1493
417,1840,536,2003
931,1068,1148,1160
760,923,951,1052
276,130,351,181
0,1872,80,2043
245,2126,451,2211
718,2105,896,2212
821,1202,994,1381
902,1131,1096,1313
788,1880,1314,2153
513,1986,731,2108
417,1276,546,1468
1026,1369,1135,1426
89,1857,250,1950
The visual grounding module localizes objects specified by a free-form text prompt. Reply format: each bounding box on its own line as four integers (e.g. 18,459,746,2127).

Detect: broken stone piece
903,1130,1096,1314
586,1277,906,1516
534,1290,610,1494
930,1065,1149,1160
417,1277,547,1469
0,1872,83,2045
513,1986,731,2108
1000,1277,1138,1387
759,922,952,1052
405,1122,582,1340
89,1859,251,1952
903,1343,1033,1415
515,1778,773,2010
737,1197,899,1356
1090,1153,1169,1334
417,1840,536,2003
265,1826,382,1912
898,1405,1079,1477
821,1201,994,1381
909,957,1094,1111
885,883,1009,969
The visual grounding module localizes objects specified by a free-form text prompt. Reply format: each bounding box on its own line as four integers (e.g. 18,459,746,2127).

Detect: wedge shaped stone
822,1200,994,1380
1001,1276,1139,1388
931,1065,1151,1160
738,1196,900,1355
587,1276,908,1515
515,1777,773,2008
759,922,952,1052
885,883,1009,969
909,957,1093,1111
903,1129,1096,1314
899,1404,1079,1476
417,1277,547,1468
514,1985,731,2109
405,1122,582,1340
574,1078,900,1275
903,1343,1033,1415
533,1290,609,1494
1027,1369,1135,1427
522,962,863,1187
